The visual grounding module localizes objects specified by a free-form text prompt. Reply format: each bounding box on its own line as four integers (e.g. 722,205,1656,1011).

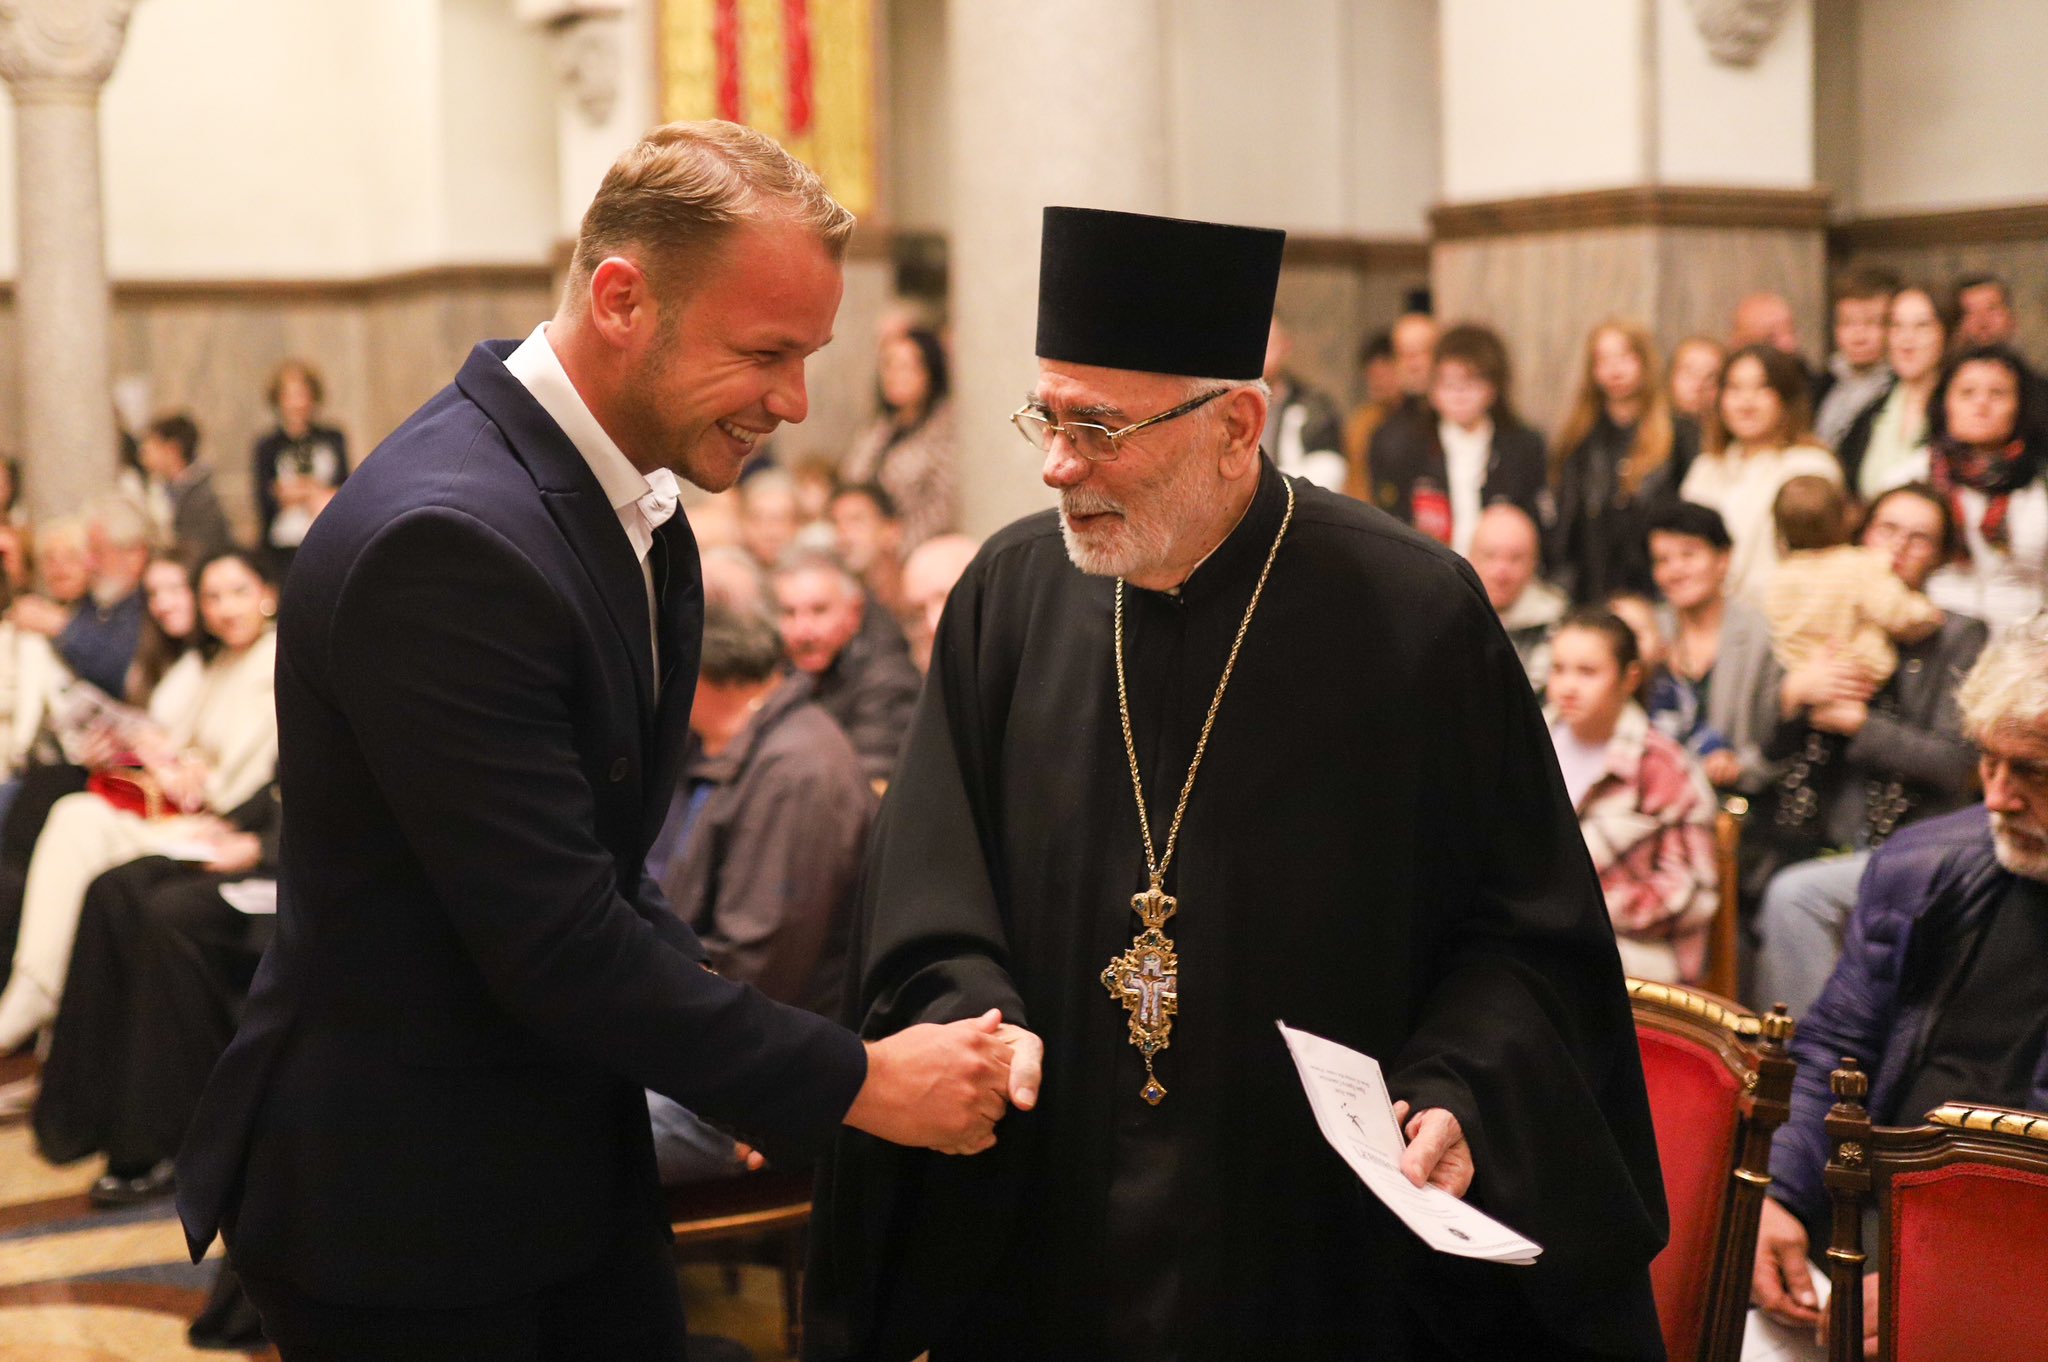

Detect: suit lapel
454,343,657,719
642,513,703,847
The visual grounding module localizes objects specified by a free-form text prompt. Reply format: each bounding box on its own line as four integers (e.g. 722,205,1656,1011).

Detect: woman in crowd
32,779,278,1207
1923,344,2047,630
1549,319,1696,602
0,551,278,1051
125,553,202,707
251,359,349,557
1546,607,1719,983
1667,335,1724,438
1835,283,1952,498
838,327,957,551
1366,321,1548,556
0,548,207,895
1751,481,1989,1017
1679,345,1841,603
0,573,68,837
0,459,27,595
1645,500,1780,796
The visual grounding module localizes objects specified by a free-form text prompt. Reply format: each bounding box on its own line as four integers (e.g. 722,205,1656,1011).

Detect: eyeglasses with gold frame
1010,388,1229,464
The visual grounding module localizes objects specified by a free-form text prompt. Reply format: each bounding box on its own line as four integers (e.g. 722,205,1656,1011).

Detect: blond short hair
568,120,854,300
1956,613,2048,741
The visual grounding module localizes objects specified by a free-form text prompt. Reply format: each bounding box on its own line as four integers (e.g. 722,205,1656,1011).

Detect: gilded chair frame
1628,978,1797,1362
1821,1062,2048,1362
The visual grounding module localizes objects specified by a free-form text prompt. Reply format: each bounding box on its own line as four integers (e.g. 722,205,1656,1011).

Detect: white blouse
1678,442,1843,606
1926,478,2048,633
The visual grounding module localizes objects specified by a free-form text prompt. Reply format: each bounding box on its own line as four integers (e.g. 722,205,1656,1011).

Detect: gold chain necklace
1099,477,1294,1104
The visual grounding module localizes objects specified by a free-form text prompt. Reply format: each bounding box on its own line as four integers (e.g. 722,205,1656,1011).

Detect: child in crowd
1764,475,1942,683
1608,588,1736,771
1545,607,1720,983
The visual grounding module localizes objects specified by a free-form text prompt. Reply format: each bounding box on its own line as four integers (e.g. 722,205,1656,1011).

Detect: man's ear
585,256,655,351
1217,385,1267,477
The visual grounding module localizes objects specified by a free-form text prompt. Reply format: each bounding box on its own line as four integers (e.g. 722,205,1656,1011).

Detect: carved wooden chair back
1705,802,1744,999
1628,979,1796,1362
666,1167,813,1356
1821,1059,2048,1362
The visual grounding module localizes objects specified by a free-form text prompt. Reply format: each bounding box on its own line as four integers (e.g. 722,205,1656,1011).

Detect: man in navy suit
177,121,1021,1360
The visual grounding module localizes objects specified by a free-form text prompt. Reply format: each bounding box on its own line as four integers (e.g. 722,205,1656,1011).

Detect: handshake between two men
842,1010,1043,1154
828,1008,1476,1190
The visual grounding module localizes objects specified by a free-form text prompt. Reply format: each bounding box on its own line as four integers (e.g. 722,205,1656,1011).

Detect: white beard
1991,811,2048,882
1057,449,1217,580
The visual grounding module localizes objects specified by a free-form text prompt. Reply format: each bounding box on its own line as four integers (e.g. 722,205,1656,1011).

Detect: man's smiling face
625,216,844,492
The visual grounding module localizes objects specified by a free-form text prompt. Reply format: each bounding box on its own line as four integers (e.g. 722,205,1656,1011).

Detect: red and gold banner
659,0,877,218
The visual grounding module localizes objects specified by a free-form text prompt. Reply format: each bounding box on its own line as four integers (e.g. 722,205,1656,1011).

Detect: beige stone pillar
0,0,137,519
1431,0,1827,434
945,0,1170,536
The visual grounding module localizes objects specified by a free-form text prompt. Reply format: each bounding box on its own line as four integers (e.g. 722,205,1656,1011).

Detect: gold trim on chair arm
1929,1105,2048,1143
1625,978,1764,1037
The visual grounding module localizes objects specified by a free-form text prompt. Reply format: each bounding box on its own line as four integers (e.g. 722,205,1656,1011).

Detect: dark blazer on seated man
174,340,870,1310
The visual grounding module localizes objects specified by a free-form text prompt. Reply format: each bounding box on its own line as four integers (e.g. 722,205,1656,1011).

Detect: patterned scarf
1930,435,2040,551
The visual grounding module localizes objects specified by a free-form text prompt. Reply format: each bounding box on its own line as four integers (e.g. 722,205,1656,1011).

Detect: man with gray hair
9,499,150,697
771,547,919,784
810,206,1665,1359
1754,614,2048,1344
645,598,873,1180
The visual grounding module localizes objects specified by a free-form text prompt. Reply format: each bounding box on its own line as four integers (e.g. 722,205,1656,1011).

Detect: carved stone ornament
549,11,623,126
1688,0,1793,67
0,0,139,94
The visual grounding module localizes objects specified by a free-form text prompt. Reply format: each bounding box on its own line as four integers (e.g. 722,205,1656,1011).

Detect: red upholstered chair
1628,979,1797,1362
1820,1060,2048,1362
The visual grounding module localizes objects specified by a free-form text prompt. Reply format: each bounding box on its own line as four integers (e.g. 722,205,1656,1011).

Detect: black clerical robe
807,462,1667,1361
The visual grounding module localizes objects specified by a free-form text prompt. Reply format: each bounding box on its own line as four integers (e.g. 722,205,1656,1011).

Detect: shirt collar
1439,418,1493,453
502,322,650,515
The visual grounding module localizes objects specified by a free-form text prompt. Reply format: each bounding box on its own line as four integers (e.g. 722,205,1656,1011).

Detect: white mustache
1992,811,2048,845
1061,494,1124,518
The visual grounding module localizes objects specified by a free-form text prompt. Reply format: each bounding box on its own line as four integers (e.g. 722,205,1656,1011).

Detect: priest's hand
844,1009,1012,1155
1390,1101,1472,1197
1751,1195,1822,1327
991,1019,1042,1111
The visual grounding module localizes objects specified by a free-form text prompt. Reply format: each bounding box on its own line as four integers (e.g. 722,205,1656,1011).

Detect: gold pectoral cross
1101,883,1180,1105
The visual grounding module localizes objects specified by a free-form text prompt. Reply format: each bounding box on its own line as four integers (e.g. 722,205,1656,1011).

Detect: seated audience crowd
1351,270,2041,1341
0,267,2041,1350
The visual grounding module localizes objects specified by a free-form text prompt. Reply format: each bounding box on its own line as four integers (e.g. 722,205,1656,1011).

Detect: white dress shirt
502,323,667,683
1439,418,1491,558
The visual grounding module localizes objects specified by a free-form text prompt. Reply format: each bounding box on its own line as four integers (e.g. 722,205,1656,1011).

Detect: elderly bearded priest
806,208,1668,1360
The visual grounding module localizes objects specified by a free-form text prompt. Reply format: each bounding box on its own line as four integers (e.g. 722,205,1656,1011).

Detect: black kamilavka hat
1035,206,1285,380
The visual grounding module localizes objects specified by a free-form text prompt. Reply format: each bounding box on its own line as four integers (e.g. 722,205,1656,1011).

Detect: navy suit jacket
177,341,868,1307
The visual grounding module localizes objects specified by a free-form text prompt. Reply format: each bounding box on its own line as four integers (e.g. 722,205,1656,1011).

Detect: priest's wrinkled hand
843,1009,1012,1155
991,1019,1043,1111
1390,1101,1473,1197
1750,1195,1821,1327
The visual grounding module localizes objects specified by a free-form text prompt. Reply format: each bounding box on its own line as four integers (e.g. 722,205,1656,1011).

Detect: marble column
1431,0,1826,434
945,0,1170,536
0,0,138,519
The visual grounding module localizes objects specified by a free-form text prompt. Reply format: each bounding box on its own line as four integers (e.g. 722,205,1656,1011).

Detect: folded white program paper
1277,1021,1542,1266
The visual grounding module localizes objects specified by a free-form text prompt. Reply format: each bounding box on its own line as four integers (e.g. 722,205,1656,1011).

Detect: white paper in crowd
152,839,223,864
219,879,279,916
1277,1021,1542,1266
46,681,153,766
1739,1271,1831,1362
